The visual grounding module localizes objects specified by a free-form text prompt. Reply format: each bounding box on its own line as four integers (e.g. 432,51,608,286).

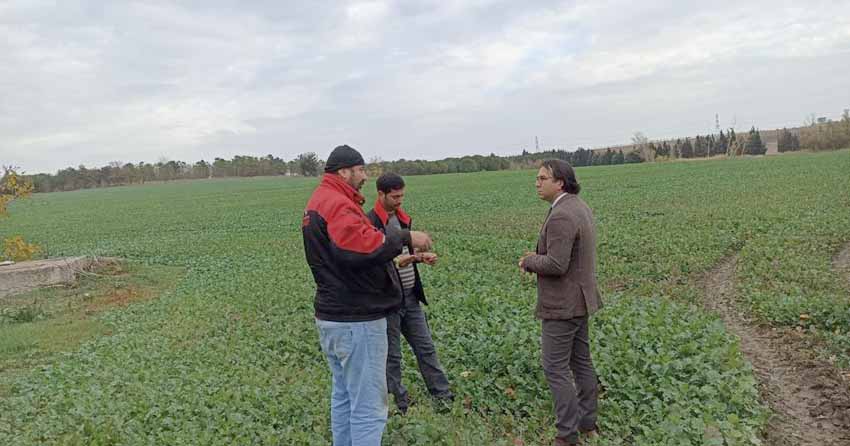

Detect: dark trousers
542,317,599,442
386,291,452,409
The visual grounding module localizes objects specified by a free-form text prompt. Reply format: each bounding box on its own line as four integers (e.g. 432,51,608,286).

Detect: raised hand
410,231,433,252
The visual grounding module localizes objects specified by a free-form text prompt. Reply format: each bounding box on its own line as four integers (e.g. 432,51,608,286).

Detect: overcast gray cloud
2,0,849,174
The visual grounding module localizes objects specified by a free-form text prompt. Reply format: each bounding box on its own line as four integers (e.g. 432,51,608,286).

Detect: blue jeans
316,318,389,446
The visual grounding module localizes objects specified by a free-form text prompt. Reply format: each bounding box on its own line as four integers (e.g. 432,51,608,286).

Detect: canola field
1,150,849,445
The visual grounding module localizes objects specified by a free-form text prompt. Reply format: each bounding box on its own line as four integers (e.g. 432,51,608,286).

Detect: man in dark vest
366,173,453,414
519,159,602,446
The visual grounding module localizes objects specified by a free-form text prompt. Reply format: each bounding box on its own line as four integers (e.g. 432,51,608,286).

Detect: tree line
19,113,850,194
28,153,325,193
370,126,768,176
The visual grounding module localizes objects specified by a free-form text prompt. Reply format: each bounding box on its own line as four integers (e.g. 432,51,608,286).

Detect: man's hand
518,251,535,272
396,254,417,268
410,231,433,251
518,251,536,282
418,252,438,266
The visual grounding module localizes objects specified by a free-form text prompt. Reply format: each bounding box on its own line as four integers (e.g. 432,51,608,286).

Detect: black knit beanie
324,145,366,173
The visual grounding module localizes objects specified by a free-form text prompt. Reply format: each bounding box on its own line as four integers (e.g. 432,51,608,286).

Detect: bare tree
631,132,653,162
804,113,818,127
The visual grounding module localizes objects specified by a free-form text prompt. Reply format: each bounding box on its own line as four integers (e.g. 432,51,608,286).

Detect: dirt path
833,242,850,290
702,257,850,446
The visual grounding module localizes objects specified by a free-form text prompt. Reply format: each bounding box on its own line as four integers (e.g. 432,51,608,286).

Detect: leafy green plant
1,303,47,324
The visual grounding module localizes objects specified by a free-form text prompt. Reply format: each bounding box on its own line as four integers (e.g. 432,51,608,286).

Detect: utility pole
712,113,720,158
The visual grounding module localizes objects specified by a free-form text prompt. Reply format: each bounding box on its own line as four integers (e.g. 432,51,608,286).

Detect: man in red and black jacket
302,145,431,446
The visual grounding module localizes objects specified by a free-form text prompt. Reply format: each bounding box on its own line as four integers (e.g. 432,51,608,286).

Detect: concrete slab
0,257,123,298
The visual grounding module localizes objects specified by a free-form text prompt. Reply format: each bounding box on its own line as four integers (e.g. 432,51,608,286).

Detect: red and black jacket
366,200,427,305
303,174,410,322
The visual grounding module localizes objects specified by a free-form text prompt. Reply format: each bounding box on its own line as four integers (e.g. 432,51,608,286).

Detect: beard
347,177,365,190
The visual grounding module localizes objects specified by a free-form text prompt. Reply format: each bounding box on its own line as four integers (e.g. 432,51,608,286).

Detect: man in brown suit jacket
519,159,602,446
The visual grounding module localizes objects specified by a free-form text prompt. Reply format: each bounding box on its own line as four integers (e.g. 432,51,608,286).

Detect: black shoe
393,394,411,416
431,394,453,413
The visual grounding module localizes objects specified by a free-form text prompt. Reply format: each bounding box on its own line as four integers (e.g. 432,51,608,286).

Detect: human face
535,166,564,203
378,188,405,212
339,165,368,190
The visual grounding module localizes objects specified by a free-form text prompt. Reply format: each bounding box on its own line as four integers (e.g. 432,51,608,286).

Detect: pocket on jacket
538,278,580,309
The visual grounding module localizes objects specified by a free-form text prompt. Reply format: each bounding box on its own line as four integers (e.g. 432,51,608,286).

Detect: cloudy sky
2,1,849,174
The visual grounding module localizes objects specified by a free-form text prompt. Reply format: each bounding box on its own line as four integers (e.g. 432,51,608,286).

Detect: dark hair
376,173,405,193
541,159,581,195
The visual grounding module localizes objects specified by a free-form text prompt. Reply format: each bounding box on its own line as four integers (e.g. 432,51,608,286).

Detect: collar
320,173,365,206
373,198,411,226
551,192,568,208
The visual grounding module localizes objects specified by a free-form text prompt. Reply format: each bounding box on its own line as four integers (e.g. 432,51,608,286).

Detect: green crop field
1,150,849,445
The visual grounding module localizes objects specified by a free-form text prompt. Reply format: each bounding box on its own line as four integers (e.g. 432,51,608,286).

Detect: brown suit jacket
523,193,602,320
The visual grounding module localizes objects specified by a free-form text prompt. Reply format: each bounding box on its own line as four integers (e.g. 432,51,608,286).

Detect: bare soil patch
702,257,850,446
0,263,184,391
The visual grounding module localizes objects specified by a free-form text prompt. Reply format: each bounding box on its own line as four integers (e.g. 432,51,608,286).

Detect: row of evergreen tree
648,127,767,159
